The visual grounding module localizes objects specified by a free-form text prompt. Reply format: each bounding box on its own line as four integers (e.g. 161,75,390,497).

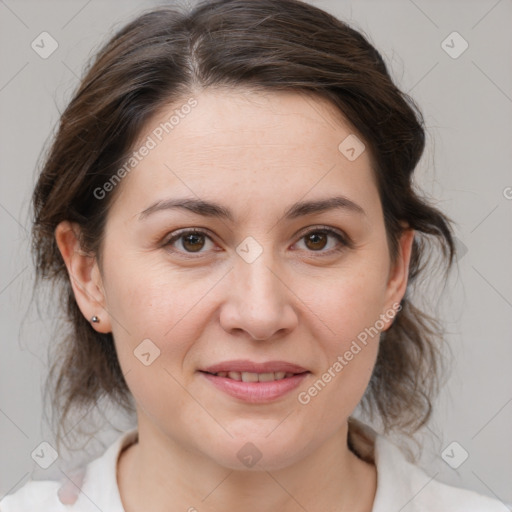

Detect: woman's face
76,89,412,470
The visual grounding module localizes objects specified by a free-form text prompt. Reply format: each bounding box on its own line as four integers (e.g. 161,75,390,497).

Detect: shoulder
413,474,508,511
348,418,507,512
0,429,137,512
0,480,64,511
373,434,507,511
0,466,89,511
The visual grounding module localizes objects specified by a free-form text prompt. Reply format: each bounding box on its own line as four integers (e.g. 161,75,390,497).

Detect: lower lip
200,372,309,403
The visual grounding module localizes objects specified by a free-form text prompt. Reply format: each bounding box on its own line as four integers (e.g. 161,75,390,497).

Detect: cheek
101,243,219,336
292,255,389,410
295,277,383,435
100,251,232,415
313,275,383,390
297,257,390,343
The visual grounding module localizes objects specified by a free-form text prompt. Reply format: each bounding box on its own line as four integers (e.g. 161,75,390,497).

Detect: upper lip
201,360,309,374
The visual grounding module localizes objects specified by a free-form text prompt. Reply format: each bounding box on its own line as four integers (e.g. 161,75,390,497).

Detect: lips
200,360,308,381
201,360,308,375
206,370,295,382
198,362,310,404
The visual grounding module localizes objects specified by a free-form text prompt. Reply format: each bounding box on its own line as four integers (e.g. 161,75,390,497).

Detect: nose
219,254,299,341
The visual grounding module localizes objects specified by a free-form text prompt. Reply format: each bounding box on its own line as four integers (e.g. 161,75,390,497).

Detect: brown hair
32,0,455,451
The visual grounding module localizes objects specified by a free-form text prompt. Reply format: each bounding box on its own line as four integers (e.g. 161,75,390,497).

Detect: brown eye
294,227,350,255
182,232,206,252
164,229,215,255
304,232,328,251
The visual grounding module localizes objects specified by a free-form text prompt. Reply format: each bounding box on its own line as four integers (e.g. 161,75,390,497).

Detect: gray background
1,0,511,507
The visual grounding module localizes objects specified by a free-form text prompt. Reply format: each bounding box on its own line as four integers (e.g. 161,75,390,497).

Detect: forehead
109,88,378,219
143,88,364,162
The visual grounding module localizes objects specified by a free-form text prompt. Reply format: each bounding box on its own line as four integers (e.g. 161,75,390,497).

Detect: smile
199,371,310,404
205,371,298,382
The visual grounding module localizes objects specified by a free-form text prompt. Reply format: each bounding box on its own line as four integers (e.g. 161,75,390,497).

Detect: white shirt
0,420,507,511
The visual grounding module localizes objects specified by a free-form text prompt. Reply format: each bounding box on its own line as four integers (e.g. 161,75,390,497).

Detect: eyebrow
138,195,366,221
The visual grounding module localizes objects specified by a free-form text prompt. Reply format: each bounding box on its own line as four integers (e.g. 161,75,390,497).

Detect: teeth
257,372,275,382
241,372,259,382
214,371,294,382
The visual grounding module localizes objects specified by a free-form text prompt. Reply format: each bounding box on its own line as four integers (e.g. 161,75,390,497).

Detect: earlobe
55,221,112,333
382,228,415,330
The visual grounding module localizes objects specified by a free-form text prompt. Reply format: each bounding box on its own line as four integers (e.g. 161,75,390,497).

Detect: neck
117,420,377,512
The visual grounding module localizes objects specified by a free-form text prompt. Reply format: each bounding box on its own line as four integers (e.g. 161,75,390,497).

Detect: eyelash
162,226,352,259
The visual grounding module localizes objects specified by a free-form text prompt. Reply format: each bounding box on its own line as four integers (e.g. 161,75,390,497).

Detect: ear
55,221,112,333
381,228,415,331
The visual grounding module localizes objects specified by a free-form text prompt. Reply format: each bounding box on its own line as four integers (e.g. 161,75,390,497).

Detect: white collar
75,422,505,512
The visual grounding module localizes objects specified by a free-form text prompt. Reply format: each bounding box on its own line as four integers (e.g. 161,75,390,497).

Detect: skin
56,89,414,512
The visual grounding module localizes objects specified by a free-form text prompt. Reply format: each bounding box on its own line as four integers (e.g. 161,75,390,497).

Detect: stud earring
91,315,100,323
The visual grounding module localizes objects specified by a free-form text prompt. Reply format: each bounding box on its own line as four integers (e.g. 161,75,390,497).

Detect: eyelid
162,228,217,257
295,225,352,246
162,225,353,257
163,227,214,245
291,225,353,256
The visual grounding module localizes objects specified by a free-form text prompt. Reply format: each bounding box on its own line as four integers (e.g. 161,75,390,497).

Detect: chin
203,434,311,472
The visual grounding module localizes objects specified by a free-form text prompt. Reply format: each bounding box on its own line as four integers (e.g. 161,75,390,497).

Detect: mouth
200,370,304,382
199,360,309,380
198,360,310,403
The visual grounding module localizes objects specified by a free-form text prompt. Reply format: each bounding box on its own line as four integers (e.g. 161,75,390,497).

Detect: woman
0,0,505,510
